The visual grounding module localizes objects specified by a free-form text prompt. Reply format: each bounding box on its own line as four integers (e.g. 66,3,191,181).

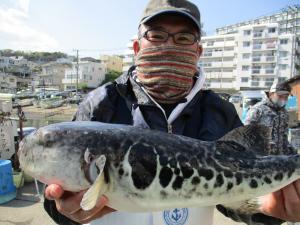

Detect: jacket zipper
139,86,173,134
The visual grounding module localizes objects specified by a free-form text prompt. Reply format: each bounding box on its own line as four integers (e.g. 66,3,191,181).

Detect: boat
40,97,65,109
15,98,35,107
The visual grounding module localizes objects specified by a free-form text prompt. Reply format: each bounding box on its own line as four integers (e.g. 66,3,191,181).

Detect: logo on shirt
163,208,188,225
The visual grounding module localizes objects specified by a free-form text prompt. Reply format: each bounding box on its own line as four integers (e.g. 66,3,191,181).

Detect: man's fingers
56,190,86,215
282,183,300,219
45,184,64,200
294,179,300,197
80,206,116,224
57,196,113,224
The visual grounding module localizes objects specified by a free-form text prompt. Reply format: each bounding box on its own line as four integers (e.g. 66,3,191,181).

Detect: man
244,82,295,155
44,1,300,225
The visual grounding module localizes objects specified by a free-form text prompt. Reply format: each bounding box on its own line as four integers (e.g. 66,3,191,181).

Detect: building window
253,31,263,38
207,41,214,46
203,50,212,57
279,64,287,70
278,77,287,82
264,78,274,86
280,39,288,45
225,37,235,41
243,53,250,59
241,77,248,82
279,51,288,58
243,41,251,47
203,62,212,67
242,66,250,71
268,27,276,33
244,30,251,36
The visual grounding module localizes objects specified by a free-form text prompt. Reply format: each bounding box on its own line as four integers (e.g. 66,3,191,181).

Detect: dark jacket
44,66,284,225
244,98,295,155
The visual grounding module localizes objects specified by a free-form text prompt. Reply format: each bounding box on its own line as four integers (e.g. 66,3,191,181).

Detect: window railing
252,57,261,62
266,56,275,61
253,33,263,37
253,45,262,49
252,69,261,74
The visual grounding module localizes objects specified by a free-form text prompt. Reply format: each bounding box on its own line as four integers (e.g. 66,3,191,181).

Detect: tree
79,83,88,91
102,70,122,84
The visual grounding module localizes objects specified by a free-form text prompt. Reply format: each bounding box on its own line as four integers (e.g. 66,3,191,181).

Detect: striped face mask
135,45,199,104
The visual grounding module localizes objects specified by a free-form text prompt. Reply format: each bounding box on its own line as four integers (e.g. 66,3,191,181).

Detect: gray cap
140,0,201,34
269,82,291,95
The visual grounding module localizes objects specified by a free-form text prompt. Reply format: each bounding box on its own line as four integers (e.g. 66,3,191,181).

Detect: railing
252,69,261,74
265,69,275,74
266,56,275,62
253,33,263,38
253,45,262,49
252,57,261,62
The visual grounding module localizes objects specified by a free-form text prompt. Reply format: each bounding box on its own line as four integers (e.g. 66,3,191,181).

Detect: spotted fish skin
18,121,300,212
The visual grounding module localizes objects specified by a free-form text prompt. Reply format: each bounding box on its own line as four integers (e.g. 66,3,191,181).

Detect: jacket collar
115,66,205,119
263,98,285,111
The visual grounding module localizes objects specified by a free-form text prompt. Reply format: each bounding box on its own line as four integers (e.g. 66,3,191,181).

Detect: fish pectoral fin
80,155,107,211
220,197,263,215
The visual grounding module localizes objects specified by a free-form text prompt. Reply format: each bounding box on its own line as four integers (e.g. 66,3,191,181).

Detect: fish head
18,124,91,191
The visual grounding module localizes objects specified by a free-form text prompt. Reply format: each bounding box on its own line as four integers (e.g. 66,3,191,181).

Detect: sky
0,0,299,57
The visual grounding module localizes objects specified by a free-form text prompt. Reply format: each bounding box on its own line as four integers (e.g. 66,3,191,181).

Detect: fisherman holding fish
40,0,300,225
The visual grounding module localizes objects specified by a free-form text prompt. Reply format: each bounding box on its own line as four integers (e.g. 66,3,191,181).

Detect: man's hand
45,184,115,224
261,179,300,222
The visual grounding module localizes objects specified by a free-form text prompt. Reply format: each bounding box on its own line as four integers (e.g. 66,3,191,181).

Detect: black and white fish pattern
18,121,300,212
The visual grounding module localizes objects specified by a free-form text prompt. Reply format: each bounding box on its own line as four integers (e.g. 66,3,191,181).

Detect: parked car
229,95,242,104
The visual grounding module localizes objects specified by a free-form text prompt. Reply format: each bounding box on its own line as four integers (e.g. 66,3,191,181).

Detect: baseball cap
140,0,201,35
269,82,291,95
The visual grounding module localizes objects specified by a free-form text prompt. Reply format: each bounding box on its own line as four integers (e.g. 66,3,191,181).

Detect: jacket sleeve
244,106,262,125
283,113,297,155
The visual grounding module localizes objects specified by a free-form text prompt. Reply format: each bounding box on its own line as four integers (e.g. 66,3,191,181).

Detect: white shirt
85,207,214,225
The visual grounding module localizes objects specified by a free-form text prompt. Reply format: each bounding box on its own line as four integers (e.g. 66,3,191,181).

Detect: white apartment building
199,34,238,90
199,6,300,90
122,35,137,73
62,61,106,90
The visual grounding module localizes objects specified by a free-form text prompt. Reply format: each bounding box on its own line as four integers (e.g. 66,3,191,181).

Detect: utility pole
75,49,79,95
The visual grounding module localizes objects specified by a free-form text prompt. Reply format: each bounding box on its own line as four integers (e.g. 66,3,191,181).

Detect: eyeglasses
140,29,199,45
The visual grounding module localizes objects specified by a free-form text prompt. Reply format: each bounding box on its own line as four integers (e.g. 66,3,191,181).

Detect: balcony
265,69,275,74
253,45,262,50
206,72,234,79
210,61,235,68
264,82,273,87
252,44,277,51
252,57,261,62
253,33,263,38
251,81,259,87
252,69,261,74
62,78,83,84
266,56,275,62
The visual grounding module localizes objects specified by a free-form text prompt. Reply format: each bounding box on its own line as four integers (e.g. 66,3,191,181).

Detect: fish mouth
17,131,39,168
